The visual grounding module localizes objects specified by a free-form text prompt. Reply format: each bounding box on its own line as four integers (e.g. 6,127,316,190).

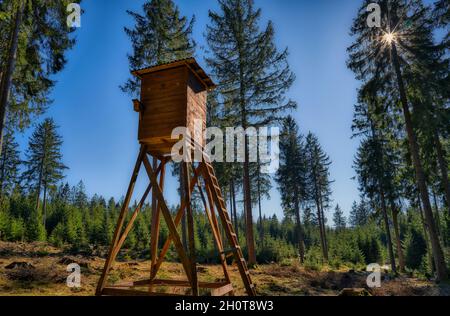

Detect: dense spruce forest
0,0,449,285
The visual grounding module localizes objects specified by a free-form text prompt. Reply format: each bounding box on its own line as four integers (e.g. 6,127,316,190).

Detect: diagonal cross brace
150,163,202,279
142,153,194,285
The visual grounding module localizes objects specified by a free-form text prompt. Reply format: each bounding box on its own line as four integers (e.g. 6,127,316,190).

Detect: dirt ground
0,241,449,296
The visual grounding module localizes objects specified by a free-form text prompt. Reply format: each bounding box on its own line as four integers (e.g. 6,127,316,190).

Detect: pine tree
22,118,67,229
333,204,346,231
276,116,306,262
121,0,195,96
305,132,332,261
0,126,20,195
0,0,81,156
206,0,296,265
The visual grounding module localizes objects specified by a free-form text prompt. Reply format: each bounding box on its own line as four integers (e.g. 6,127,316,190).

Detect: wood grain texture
136,65,208,154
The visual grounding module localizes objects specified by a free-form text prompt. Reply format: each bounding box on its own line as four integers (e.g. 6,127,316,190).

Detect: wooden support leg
150,166,201,279
109,160,165,265
142,154,193,285
184,162,198,296
96,146,145,296
150,157,159,263
150,159,166,287
197,177,233,293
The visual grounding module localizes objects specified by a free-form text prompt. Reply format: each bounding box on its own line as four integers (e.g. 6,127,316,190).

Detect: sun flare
383,32,396,44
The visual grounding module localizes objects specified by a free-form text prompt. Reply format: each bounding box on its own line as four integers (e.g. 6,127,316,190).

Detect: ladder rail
201,160,256,295
184,135,256,295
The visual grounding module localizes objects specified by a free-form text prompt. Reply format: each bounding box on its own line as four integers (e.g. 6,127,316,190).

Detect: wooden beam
110,159,164,262
142,154,193,285
201,161,256,296
211,284,234,297
133,279,230,289
150,159,166,281
184,163,198,296
197,176,232,290
150,165,201,279
102,287,181,297
96,147,145,296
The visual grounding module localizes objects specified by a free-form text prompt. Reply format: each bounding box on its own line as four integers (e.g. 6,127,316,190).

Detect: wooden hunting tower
96,58,256,297
132,58,215,156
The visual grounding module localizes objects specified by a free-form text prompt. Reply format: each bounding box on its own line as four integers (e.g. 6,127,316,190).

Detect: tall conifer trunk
315,196,327,262
418,194,435,273
434,131,450,215
294,190,305,263
390,201,405,272
231,179,239,239
243,140,256,265
391,42,447,281
42,184,48,228
318,195,328,260
380,190,396,273
0,1,24,157
257,169,263,245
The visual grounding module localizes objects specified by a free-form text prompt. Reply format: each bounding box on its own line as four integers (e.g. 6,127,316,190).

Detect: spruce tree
333,204,346,231
276,116,306,263
72,180,88,209
121,0,196,248
304,132,332,261
352,88,404,273
0,0,81,155
349,200,371,227
251,156,271,246
0,126,20,195
348,0,448,281
121,0,196,96
22,118,67,228
206,0,296,265
432,0,449,46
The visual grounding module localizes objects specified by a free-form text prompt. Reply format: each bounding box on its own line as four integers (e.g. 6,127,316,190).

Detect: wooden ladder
200,156,256,296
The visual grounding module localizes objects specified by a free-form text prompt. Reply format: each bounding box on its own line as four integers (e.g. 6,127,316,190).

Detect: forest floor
0,241,449,296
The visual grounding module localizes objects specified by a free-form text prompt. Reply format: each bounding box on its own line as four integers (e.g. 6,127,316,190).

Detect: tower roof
131,57,216,90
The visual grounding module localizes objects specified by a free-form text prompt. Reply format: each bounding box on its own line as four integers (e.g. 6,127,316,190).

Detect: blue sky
14,0,407,222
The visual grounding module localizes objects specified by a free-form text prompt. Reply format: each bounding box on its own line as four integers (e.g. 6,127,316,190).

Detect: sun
383,32,396,44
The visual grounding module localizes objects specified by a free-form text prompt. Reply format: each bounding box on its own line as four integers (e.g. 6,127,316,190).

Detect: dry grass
0,242,448,296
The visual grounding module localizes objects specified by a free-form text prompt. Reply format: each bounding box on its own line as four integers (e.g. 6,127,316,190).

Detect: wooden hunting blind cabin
96,58,256,297
132,58,215,156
